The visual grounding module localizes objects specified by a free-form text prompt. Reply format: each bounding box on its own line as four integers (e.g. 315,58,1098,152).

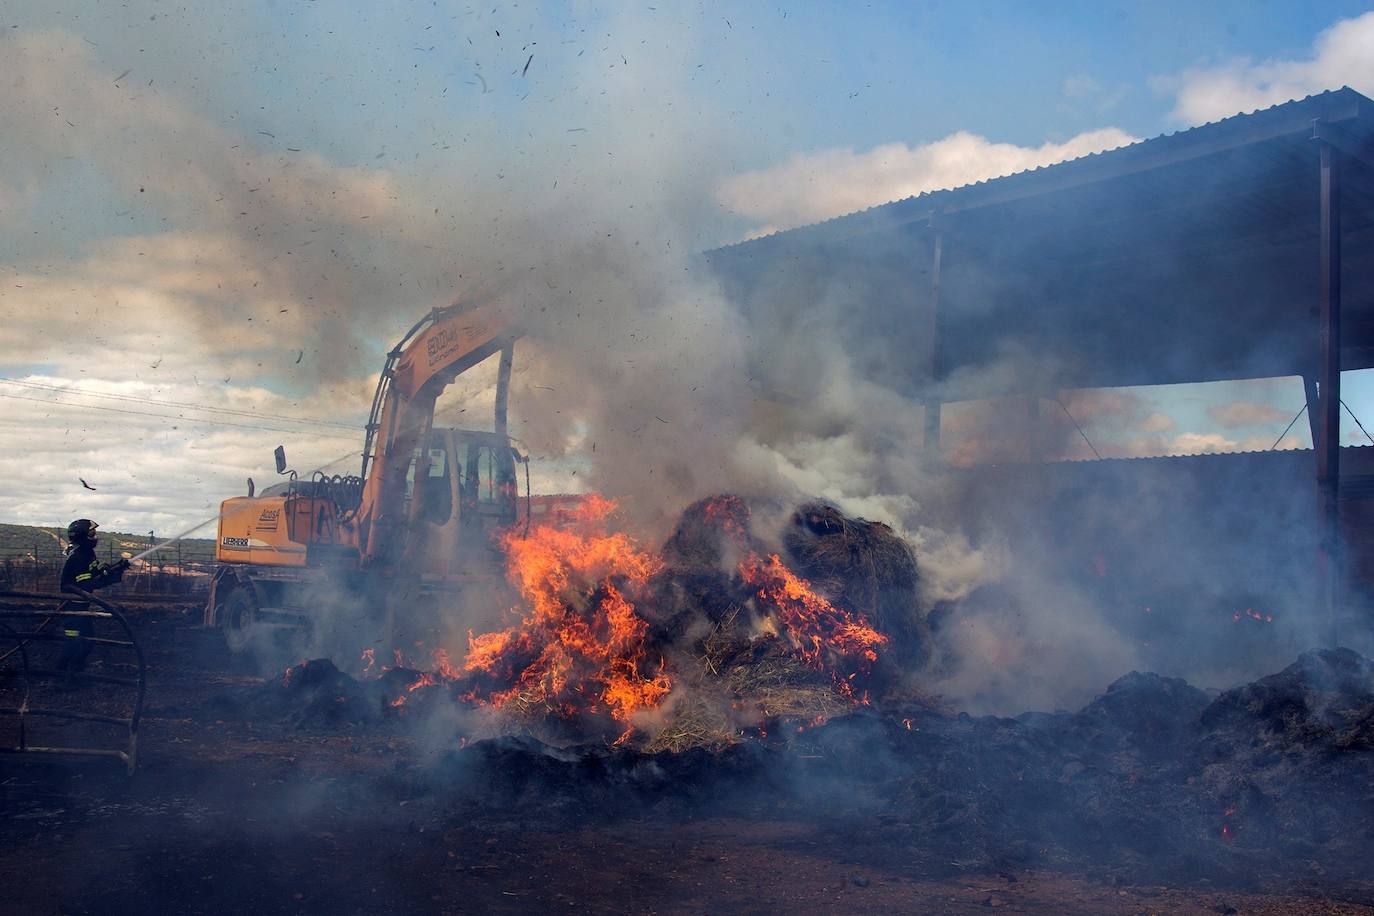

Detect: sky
3,1,1374,533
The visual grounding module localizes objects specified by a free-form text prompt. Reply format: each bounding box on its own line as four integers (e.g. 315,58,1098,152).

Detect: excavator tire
217,585,258,655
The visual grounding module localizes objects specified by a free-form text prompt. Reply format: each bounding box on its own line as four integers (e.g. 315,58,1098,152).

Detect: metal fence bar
0,590,146,773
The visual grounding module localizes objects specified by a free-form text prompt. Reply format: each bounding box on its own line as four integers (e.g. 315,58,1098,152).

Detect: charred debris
218,496,1374,884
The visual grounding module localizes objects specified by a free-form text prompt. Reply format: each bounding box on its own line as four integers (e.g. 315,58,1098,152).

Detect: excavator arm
353,304,519,565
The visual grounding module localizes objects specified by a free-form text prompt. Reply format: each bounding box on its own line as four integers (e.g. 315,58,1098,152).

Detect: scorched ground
3,497,1374,914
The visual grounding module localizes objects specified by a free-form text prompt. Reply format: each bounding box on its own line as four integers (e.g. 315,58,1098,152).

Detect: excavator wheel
217,585,258,655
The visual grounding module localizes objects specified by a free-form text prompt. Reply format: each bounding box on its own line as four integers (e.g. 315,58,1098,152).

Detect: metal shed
705,87,1374,637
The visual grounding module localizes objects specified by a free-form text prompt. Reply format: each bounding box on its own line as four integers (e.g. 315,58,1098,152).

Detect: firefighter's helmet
66,518,100,546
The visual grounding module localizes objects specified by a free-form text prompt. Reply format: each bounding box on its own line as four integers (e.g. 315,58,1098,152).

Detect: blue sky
2,2,1374,530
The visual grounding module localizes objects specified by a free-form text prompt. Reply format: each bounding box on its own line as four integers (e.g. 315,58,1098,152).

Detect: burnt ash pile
801,648,1374,881
227,658,447,729
230,648,1374,883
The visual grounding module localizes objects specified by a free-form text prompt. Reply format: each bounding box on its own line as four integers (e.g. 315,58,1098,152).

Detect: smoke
5,8,1355,722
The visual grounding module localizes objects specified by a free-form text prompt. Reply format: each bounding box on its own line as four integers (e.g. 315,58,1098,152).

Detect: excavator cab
402,427,522,577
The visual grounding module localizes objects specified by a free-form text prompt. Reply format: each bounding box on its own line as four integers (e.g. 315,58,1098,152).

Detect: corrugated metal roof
712,88,1370,252
705,86,1374,397
956,443,1374,473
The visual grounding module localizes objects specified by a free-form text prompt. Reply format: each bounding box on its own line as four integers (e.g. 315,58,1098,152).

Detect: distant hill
0,522,216,566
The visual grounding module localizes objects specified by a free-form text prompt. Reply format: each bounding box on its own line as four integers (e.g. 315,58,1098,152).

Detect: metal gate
0,588,146,773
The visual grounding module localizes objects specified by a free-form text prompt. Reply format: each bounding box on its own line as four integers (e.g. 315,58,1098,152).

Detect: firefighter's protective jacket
60,543,124,592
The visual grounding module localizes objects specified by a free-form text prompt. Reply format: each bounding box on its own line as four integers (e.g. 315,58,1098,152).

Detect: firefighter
57,519,130,677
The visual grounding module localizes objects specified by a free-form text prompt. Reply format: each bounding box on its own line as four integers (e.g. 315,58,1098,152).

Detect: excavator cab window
463,441,517,524
404,445,454,525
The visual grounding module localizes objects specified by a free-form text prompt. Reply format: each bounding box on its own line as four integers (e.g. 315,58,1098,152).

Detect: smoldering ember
6,8,1374,916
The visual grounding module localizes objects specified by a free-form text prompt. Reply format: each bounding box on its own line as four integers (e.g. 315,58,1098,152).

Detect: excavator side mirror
510,446,528,464
274,445,288,475
247,477,256,498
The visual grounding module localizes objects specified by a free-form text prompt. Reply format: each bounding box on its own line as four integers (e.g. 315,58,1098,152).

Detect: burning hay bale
642,607,851,753
783,501,926,663
660,494,755,571
458,496,672,745
650,494,757,634
344,492,923,751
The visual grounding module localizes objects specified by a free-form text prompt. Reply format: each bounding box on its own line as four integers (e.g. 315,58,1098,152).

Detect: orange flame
453,494,893,743
740,553,887,665
460,496,671,735
739,553,887,703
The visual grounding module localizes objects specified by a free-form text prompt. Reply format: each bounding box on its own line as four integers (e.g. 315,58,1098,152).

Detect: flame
739,553,887,698
360,647,376,676
702,493,750,539
460,495,671,735
281,658,309,686
386,647,467,708
450,494,893,744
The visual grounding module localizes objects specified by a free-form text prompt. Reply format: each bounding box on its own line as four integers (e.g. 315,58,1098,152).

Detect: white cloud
714,127,1137,236
0,373,369,532
1169,11,1374,124
1138,412,1176,434
1169,432,1239,454
0,28,456,383
1207,401,1289,429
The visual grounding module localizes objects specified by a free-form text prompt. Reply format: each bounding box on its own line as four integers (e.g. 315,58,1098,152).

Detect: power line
1053,396,1102,460
0,391,359,441
0,377,359,430
1341,399,1374,445
1269,403,1307,451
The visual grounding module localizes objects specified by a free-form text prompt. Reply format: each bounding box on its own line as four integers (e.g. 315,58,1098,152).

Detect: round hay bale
651,495,758,630
782,502,926,663
660,494,755,571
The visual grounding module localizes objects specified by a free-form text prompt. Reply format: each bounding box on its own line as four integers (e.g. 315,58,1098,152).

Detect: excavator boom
209,301,524,645
354,305,518,563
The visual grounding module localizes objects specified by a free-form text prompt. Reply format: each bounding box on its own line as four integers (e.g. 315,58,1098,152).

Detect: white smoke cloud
713,127,1137,236
0,18,754,531
1208,401,1290,428
1168,11,1374,124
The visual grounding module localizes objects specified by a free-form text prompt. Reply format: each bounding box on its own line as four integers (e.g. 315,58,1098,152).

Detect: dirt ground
2,606,1372,915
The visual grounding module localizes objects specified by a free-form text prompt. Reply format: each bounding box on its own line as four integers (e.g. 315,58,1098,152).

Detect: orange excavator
205,302,536,652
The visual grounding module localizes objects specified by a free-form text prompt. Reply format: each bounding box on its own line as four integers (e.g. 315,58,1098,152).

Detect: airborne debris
522,54,533,77
79,478,96,491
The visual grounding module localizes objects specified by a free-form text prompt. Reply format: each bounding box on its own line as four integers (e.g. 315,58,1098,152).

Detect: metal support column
494,342,515,440
1316,140,1342,645
1302,374,1320,446
922,227,943,463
